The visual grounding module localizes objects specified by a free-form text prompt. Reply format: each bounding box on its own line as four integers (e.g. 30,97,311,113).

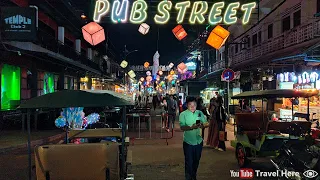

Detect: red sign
221,68,235,82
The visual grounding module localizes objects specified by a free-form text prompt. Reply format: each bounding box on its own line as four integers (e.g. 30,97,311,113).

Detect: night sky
105,23,187,65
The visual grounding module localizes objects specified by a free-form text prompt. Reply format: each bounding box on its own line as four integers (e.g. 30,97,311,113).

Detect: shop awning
19,90,133,109
3,41,101,75
231,89,319,99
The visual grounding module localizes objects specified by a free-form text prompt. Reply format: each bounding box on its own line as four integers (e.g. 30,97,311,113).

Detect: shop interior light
120,60,128,68
82,22,105,46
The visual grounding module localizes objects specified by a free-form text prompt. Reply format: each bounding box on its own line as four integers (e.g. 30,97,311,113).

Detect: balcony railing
36,29,101,72
208,61,225,73
229,19,320,67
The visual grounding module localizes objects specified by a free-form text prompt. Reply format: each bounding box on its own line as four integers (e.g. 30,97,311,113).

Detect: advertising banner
1,7,37,41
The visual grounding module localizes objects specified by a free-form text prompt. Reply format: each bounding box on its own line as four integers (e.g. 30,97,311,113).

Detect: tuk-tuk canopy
231,89,319,99
19,90,134,109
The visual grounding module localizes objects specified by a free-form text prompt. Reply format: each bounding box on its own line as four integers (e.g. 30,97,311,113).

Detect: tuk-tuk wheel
236,145,248,167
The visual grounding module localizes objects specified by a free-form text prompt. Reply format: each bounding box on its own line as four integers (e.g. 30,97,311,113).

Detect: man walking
179,97,209,180
166,95,177,132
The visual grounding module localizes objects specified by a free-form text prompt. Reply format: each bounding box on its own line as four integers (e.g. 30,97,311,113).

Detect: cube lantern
128,70,136,78
120,60,128,68
82,22,105,46
172,25,187,41
168,63,174,69
144,62,150,68
138,23,150,35
206,25,230,50
177,62,188,74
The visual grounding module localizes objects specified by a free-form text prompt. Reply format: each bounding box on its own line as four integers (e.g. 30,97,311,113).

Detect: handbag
219,131,227,141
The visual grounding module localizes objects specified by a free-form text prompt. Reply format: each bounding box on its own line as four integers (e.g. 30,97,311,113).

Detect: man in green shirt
179,97,209,180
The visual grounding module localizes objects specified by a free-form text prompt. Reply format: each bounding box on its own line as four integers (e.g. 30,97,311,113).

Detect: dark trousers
167,113,175,129
183,141,203,180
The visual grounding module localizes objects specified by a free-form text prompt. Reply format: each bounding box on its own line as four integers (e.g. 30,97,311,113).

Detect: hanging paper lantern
82,22,105,46
146,75,152,82
206,25,230,50
169,63,174,69
138,23,150,35
128,70,136,78
158,70,163,76
172,25,187,41
167,75,173,81
156,75,160,81
170,70,175,75
146,71,151,76
140,77,145,82
144,62,150,68
177,63,188,74
120,60,128,68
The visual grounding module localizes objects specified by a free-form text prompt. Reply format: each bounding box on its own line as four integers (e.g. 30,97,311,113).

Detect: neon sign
93,0,256,25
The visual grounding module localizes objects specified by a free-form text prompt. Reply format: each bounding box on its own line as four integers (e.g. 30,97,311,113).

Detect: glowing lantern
120,60,128,68
206,25,230,50
146,71,151,76
169,63,174,69
128,70,136,78
138,23,150,35
144,62,150,68
140,77,144,82
146,75,152,82
177,63,188,74
156,75,160,81
172,25,187,41
158,71,163,75
82,22,105,46
167,75,173,81
170,70,175,75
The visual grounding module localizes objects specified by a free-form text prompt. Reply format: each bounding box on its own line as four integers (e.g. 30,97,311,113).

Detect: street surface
0,109,277,180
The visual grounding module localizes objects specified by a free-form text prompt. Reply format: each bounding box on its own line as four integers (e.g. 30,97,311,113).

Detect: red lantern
177,63,188,74
146,76,152,82
82,22,105,46
144,62,150,68
172,25,187,41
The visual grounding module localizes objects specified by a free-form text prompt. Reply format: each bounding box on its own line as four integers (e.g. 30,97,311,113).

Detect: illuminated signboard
93,0,256,25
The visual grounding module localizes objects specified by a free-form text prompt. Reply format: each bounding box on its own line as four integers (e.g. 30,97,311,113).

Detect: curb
0,132,65,154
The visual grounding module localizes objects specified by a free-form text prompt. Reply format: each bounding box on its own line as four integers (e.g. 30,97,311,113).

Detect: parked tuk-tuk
19,90,134,180
230,89,318,167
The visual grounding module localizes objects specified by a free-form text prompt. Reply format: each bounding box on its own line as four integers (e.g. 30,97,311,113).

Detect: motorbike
270,123,320,180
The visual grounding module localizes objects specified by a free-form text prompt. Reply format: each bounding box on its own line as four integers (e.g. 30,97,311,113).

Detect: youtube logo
240,168,254,179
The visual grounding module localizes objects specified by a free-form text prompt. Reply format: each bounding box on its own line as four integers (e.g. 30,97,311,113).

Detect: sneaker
214,147,218,150
166,129,170,132
218,148,224,151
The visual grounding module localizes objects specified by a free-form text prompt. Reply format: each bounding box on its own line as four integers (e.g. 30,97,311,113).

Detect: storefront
1,64,21,110
277,71,320,120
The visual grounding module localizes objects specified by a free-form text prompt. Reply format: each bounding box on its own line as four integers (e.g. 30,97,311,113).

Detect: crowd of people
135,92,228,180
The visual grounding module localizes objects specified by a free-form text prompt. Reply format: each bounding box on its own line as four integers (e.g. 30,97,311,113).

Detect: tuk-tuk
230,89,318,167
19,90,134,180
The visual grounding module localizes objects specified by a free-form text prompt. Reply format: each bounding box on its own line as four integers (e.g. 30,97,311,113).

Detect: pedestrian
206,97,219,149
161,99,168,128
215,96,227,151
166,95,177,132
152,95,157,110
179,96,209,180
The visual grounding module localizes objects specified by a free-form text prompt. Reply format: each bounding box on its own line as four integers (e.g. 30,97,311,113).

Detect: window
258,31,262,43
268,24,273,39
317,0,320,13
282,16,291,32
235,44,238,53
293,10,301,27
252,34,258,45
1,64,21,110
247,36,251,47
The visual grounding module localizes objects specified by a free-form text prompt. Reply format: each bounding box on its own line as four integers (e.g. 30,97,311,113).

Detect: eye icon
303,170,318,178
